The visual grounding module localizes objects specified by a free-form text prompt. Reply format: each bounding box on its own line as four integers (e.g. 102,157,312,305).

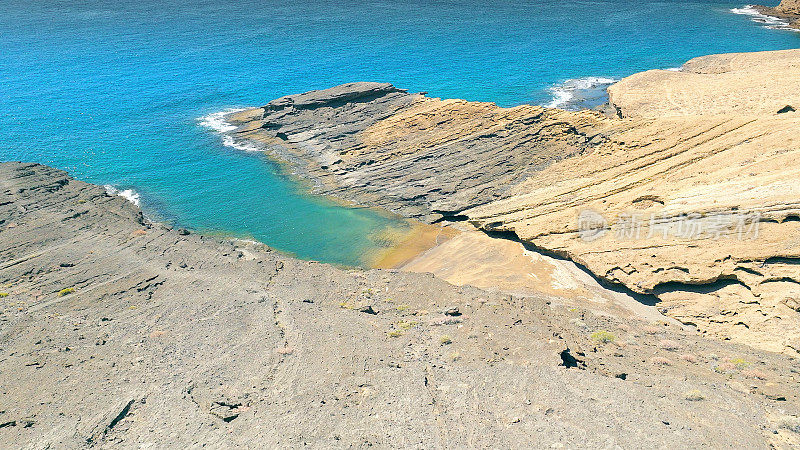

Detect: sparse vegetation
742,368,769,380
727,357,751,369
590,330,616,344
396,304,411,312
684,389,705,401
713,362,737,374
387,330,404,338
0,292,8,298
450,351,461,361
651,356,672,366
658,339,680,351
397,320,418,330
439,335,452,345
58,287,75,297
387,320,418,338
430,316,462,326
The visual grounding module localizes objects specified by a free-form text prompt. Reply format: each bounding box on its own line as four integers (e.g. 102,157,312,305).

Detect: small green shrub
590,330,616,344
387,330,404,338
0,292,8,298
440,335,452,345
727,358,751,369
397,320,418,330
58,288,75,297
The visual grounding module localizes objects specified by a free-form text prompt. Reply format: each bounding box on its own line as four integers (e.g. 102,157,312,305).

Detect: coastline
750,3,800,30
201,106,452,269
3,161,799,447
6,2,800,447
215,49,800,355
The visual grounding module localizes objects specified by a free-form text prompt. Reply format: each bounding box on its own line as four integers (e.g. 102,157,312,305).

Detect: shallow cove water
1,0,798,266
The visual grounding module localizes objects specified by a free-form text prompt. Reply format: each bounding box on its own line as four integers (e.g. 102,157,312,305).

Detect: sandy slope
1,162,799,447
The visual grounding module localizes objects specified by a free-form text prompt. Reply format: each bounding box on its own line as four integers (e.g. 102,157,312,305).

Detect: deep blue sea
1,0,798,266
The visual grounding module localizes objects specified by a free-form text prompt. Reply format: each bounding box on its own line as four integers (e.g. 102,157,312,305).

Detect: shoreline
3,161,799,447
215,49,800,355
750,3,800,30
201,106,454,269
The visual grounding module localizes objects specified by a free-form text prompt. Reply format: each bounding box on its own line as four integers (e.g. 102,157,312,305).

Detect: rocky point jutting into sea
222,49,800,356
2,49,800,448
756,0,800,29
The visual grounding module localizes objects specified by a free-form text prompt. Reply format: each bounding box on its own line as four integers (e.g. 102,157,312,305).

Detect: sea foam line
198,109,264,152
730,5,799,31
545,76,618,109
104,185,141,206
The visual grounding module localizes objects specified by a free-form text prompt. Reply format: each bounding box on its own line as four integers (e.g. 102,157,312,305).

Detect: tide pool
1,0,797,266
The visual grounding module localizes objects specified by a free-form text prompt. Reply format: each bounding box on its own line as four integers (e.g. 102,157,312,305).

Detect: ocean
1,0,798,266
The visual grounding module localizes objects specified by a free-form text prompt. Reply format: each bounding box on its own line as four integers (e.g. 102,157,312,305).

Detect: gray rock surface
226,85,604,222
1,162,799,448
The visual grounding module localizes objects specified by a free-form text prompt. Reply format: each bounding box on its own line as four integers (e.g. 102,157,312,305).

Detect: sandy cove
223,49,800,355
3,49,800,447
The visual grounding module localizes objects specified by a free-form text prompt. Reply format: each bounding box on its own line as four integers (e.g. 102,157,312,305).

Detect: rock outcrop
777,0,800,14
223,50,800,354
3,162,798,447
755,0,800,28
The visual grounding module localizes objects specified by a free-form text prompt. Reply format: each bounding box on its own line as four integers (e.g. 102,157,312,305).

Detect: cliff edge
223,50,800,355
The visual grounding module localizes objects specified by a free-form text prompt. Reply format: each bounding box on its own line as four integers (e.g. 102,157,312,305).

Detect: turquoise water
1,0,798,266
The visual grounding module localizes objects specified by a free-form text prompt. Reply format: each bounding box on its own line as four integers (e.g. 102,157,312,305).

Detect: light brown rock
223,50,800,354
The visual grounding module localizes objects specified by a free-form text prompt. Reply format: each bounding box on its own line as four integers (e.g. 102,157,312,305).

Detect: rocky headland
3,48,800,447
755,0,800,29
223,49,800,355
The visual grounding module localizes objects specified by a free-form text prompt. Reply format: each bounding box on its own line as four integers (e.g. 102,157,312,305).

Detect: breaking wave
545,76,617,110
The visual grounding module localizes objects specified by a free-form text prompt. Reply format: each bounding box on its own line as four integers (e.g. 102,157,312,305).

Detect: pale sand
400,223,672,324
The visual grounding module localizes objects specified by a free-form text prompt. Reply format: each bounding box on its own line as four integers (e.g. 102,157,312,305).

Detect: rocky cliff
3,162,798,447
755,0,800,27
777,0,800,14
223,50,800,355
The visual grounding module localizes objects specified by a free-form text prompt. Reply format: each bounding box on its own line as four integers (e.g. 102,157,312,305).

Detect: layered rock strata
223,50,800,354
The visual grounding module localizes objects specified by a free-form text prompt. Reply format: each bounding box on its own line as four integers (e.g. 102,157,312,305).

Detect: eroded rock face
777,0,800,14
226,90,609,222
755,1,800,27
4,162,799,447
223,50,800,354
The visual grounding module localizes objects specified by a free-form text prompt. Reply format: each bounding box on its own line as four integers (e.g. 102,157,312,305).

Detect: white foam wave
730,5,799,31
221,135,264,152
104,185,141,206
198,108,263,152
197,108,246,133
545,76,617,109
664,67,683,72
